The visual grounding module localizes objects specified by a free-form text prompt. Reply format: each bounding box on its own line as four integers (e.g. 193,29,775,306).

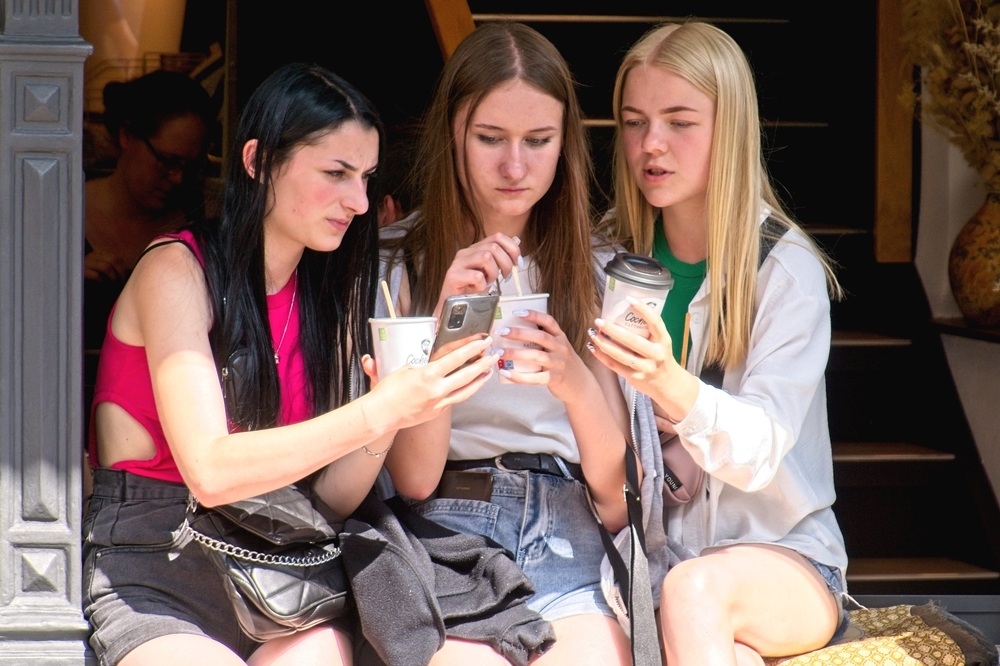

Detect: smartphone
437,470,494,501
430,293,500,358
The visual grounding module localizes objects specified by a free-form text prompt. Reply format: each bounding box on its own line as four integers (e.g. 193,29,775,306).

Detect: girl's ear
242,139,258,179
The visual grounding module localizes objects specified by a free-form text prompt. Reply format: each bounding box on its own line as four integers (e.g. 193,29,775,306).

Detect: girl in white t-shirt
381,22,636,665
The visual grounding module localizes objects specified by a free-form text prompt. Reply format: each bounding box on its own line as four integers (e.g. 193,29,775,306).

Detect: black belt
445,453,585,484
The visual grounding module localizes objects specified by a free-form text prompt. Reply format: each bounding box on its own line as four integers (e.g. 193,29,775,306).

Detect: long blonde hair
386,22,597,353
611,22,840,369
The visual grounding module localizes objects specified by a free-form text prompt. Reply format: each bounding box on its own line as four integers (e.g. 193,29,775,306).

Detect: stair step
848,558,1000,582
583,118,829,129
803,225,869,236
472,13,789,25
833,442,955,463
832,330,912,347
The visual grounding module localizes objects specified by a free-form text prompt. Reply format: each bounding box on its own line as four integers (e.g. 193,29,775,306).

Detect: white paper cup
493,293,549,383
601,254,673,338
601,278,670,338
369,317,437,380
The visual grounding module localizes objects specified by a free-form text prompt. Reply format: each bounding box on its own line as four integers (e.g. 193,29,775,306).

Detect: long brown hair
387,22,597,353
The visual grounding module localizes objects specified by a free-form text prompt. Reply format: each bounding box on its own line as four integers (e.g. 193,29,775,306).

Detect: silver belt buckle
494,454,514,472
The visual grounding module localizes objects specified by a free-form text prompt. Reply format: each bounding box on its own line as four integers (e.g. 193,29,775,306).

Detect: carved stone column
0,1,91,663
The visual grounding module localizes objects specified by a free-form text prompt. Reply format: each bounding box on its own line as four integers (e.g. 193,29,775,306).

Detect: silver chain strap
181,519,341,567
181,491,341,569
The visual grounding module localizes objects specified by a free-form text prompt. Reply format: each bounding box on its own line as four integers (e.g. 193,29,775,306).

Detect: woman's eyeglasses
142,137,204,177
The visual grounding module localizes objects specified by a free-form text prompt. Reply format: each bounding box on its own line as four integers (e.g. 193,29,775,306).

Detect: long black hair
194,63,383,430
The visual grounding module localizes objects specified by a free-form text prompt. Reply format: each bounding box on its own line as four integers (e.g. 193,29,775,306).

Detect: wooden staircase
433,0,1000,593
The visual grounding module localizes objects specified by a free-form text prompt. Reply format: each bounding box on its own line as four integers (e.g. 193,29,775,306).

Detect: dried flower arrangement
903,0,1000,193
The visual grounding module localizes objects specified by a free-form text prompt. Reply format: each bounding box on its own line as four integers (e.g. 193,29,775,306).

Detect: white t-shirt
448,258,580,463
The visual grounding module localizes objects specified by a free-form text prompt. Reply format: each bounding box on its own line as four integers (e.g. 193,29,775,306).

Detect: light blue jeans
411,467,614,621
805,556,852,644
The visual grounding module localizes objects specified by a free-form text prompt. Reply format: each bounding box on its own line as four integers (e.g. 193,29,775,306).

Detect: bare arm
113,243,495,510
383,233,519,499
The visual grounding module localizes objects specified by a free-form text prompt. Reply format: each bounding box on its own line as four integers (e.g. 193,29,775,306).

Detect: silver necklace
274,270,297,365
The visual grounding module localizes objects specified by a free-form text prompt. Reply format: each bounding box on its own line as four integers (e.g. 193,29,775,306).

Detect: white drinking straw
381,280,396,319
511,265,523,297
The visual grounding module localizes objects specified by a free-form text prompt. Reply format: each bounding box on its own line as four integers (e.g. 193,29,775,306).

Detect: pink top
88,229,310,483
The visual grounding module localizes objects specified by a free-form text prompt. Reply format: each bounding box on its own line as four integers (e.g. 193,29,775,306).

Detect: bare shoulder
114,240,211,346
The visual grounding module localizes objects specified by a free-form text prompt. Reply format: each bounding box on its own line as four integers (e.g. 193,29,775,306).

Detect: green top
652,219,707,364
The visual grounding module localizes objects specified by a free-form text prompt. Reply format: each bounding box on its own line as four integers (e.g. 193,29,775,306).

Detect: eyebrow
473,123,560,133
621,105,701,115
329,159,378,176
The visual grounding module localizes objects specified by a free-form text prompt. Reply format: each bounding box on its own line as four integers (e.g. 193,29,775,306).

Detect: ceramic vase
949,194,1000,327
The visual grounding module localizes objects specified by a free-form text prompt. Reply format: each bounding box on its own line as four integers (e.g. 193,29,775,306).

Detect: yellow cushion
764,605,966,666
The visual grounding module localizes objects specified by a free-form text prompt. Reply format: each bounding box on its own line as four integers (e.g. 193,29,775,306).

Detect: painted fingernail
483,336,494,346
513,236,521,246
517,255,525,270
586,342,596,352
495,327,511,336
512,309,529,317
595,318,606,328
625,295,639,305
504,272,512,282
493,348,505,357
587,327,598,338
499,369,513,379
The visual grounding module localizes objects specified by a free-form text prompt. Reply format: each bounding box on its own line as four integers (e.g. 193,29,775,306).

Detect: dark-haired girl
83,64,495,666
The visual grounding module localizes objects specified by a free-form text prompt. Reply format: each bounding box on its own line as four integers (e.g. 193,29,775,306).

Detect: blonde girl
590,22,849,666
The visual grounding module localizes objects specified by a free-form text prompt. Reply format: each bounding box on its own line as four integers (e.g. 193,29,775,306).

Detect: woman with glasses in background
84,70,216,351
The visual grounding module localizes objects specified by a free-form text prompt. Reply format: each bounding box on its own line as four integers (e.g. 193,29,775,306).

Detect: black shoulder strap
699,217,788,387
137,237,195,263
758,216,787,268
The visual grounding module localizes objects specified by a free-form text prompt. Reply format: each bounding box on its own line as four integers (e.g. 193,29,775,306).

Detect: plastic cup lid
604,252,674,289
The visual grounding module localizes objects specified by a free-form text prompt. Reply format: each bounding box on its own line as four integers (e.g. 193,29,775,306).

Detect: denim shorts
411,467,614,622
83,469,260,665
805,557,852,645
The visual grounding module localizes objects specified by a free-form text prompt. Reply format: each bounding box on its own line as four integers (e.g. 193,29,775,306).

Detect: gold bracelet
363,442,393,458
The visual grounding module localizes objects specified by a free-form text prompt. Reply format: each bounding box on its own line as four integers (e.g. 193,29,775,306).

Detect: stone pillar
0,1,91,663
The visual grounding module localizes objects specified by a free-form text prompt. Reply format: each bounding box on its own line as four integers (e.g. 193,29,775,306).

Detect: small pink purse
660,432,705,506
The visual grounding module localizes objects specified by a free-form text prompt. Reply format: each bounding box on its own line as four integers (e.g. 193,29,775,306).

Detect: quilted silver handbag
182,484,349,642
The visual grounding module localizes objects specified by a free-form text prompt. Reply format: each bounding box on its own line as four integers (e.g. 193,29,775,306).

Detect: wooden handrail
875,0,913,263
424,0,475,60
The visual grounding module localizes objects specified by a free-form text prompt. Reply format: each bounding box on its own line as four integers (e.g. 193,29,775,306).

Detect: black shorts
83,469,258,665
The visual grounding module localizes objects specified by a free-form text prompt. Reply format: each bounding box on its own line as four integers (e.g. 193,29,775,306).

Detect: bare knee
660,558,733,621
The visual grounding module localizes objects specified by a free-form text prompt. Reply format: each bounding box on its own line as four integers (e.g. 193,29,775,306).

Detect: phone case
437,470,494,501
430,293,499,356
